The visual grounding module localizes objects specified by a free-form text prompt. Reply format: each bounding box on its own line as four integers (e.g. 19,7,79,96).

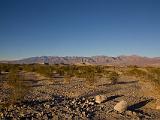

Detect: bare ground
1,72,160,120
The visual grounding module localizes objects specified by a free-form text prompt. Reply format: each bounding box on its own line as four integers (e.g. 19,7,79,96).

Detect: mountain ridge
1,55,160,66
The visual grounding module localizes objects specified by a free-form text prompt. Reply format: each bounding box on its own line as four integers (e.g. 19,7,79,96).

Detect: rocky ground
1,72,160,120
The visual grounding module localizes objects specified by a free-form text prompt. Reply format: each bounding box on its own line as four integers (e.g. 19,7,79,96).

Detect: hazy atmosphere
0,0,160,60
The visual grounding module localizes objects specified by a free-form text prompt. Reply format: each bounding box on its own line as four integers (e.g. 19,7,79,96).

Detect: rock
52,114,59,120
42,114,48,120
8,105,14,111
82,111,86,117
45,105,50,109
43,104,50,109
0,112,4,118
95,95,106,104
19,112,25,117
126,111,135,116
89,102,94,105
114,100,128,113
156,105,160,110
132,111,137,116
34,112,42,118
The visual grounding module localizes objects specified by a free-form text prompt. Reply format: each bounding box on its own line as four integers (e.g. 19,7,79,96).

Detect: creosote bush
6,69,29,104
125,68,147,79
84,70,96,87
64,75,71,84
109,71,119,84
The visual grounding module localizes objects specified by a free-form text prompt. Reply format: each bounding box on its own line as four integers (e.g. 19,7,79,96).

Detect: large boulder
156,105,160,110
114,100,128,113
95,95,106,104
156,100,160,110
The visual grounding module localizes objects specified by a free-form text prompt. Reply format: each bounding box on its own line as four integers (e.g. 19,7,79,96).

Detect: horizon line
1,54,160,61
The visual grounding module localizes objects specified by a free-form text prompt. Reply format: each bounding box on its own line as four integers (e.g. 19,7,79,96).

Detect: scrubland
0,64,160,119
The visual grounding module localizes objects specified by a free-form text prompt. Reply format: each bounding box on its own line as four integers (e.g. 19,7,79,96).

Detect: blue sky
0,0,160,60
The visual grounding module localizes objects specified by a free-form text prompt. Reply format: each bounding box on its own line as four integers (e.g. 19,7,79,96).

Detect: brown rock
95,95,106,104
114,100,128,113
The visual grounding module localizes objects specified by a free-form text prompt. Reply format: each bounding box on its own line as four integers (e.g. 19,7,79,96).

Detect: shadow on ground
118,81,138,85
105,95,124,102
80,88,121,98
128,99,154,111
98,80,138,87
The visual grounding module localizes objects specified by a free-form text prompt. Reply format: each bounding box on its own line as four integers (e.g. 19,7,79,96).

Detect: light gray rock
114,100,128,113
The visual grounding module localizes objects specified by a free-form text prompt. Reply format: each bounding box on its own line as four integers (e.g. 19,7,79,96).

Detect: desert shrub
109,71,119,84
27,65,53,77
104,70,112,78
146,68,160,88
23,64,36,72
125,68,147,78
85,72,96,87
147,68,160,79
57,68,65,76
6,70,29,104
0,64,18,72
63,75,71,84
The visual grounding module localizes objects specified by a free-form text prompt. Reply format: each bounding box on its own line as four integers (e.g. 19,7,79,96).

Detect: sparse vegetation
1,63,160,107
124,68,147,79
85,71,96,87
109,71,119,84
63,75,72,84
1,68,29,107
1,63,160,119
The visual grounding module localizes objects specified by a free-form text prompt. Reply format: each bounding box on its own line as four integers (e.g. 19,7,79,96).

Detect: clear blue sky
0,0,160,60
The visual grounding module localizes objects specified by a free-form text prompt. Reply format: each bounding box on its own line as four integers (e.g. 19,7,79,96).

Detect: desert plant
125,68,147,79
109,71,119,84
6,70,29,104
85,71,96,87
63,75,71,84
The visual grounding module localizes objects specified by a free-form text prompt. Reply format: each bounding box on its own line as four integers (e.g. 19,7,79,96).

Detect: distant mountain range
1,55,160,66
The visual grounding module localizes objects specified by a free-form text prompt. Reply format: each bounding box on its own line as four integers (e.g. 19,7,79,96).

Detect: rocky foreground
1,73,160,120
1,95,155,120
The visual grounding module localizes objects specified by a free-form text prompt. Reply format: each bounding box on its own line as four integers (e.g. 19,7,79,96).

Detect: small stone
8,105,14,111
95,95,106,104
82,111,86,116
126,111,133,116
19,112,25,117
82,97,86,101
85,100,89,104
42,114,48,120
132,111,137,116
52,114,59,120
12,118,17,120
0,112,4,118
43,104,50,109
74,116,79,120
89,102,94,105
34,112,41,118
45,105,50,109
114,100,128,113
